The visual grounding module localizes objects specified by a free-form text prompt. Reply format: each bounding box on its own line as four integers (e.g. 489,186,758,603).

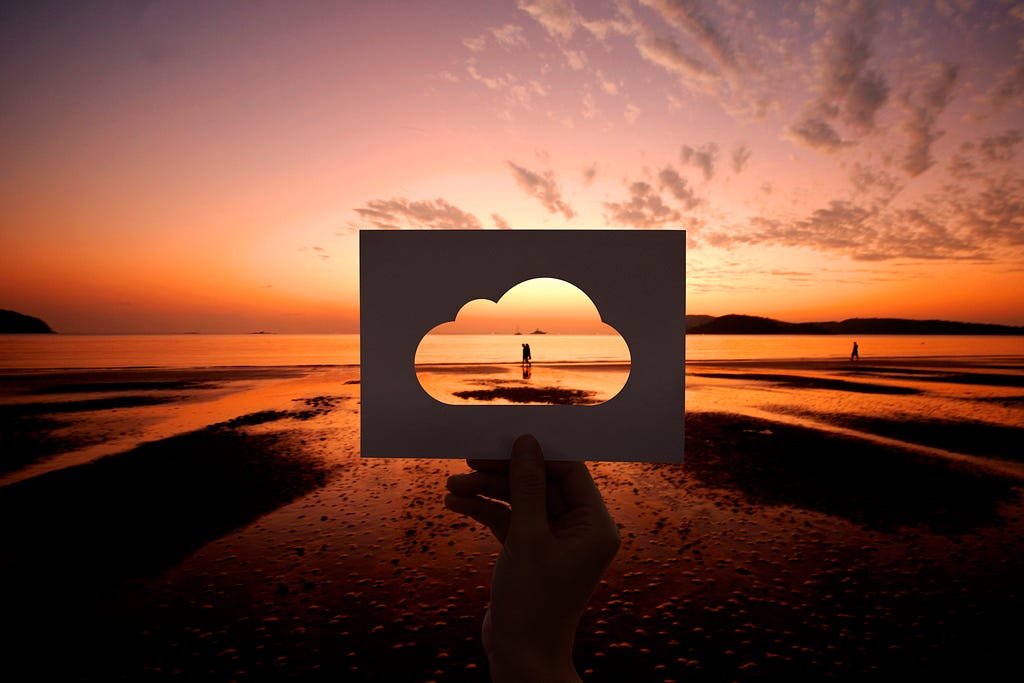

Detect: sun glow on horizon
2,2,1023,332
422,277,616,335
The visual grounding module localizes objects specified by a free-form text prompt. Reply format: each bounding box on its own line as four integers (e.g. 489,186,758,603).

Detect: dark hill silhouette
689,314,829,335
687,314,1024,335
685,315,716,331
815,318,1024,335
0,309,54,333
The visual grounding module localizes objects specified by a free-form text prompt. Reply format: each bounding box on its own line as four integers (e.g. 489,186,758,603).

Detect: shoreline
1,359,1022,679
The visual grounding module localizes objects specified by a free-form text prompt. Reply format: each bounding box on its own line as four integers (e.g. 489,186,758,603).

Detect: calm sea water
0,333,1021,369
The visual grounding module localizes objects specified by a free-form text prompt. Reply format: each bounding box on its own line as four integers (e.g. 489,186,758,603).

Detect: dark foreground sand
1,361,1022,681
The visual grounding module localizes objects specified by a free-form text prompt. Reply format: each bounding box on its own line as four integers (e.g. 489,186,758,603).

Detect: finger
446,472,511,503
466,458,509,476
443,494,510,543
508,434,548,536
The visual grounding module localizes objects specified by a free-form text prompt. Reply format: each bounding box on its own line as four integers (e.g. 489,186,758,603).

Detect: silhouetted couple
521,343,531,366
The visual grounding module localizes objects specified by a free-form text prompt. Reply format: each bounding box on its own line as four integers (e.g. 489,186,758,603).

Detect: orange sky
421,278,618,335
1,2,1022,333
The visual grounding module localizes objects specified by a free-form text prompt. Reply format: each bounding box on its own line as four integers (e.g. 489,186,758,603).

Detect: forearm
486,647,581,683
483,593,584,683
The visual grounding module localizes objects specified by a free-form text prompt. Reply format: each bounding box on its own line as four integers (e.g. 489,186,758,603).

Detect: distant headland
0,309,55,334
686,314,1024,335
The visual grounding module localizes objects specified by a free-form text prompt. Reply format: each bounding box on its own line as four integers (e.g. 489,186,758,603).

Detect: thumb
509,433,548,536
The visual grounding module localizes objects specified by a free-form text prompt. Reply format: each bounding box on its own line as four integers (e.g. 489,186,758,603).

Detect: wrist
486,646,581,683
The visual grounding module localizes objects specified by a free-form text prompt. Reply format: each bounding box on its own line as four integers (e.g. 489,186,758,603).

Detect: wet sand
417,362,630,405
1,359,1022,681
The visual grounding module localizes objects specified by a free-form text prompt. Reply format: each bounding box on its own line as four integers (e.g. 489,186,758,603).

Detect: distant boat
531,328,547,335
514,325,522,335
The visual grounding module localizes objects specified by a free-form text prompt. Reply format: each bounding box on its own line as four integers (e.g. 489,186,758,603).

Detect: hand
444,435,621,683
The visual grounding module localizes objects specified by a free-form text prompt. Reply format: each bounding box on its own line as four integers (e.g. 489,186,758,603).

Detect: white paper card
360,229,685,462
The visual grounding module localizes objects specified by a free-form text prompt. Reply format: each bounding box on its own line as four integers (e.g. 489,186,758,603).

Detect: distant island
0,309,55,334
686,314,1024,335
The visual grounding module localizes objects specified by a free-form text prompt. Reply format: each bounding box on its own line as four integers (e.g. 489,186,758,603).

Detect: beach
1,356,1023,681
416,362,631,405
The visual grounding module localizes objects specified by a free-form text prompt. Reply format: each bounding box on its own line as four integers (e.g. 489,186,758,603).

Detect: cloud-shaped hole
415,278,630,406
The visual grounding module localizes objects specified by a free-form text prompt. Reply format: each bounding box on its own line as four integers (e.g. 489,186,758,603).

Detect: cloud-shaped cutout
415,278,630,406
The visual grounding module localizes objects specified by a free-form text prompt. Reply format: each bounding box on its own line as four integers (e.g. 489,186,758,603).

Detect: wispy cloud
582,162,597,185
302,246,330,260
635,32,715,88
624,103,641,124
848,163,902,206
581,91,597,119
787,115,846,152
516,0,581,41
444,3,1022,268
564,48,587,70
657,166,701,209
463,35,486,52
704,168,1024,261
604,180,681,229
958,175,1024,248
505,161,576,219
899,63,958,177
353,198,482,230
948,130,1022,179
983,16,1024,109
465,59,505,90
979,130,1023,162
984,58,1024,108
491,24,528,49
788,0,889,151
492,213,512,230
464,23,527,55
596,70,618,95
731,144,751,174
681,143,718,181
639,0,739,75
465,58,547,111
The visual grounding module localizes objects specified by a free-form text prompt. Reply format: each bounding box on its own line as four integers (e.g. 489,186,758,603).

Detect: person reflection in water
522,364,532,380
444,435,620,683
521,343,532,366
851,341,859,361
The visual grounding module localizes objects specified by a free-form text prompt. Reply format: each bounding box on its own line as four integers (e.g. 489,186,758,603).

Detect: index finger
466,458,510,476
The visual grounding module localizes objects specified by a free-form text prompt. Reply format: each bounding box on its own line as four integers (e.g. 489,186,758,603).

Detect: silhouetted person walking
851,341,859,361
522,343,531,366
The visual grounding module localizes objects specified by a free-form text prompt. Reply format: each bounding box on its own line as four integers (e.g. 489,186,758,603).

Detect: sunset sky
423,277,621,334
2,1,1022,333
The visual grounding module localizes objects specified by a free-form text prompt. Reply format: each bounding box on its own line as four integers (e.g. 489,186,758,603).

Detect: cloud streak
445,3,1023,270
505,161,576,219
516,0,580,41
681,143,718,180
788,0,889,151
635,32,715,88
657,166,700,209
731,145,751,174
639,0,739,75
899,63,958,177
604,181,681,229
704,169,1024,261
353,198,483,230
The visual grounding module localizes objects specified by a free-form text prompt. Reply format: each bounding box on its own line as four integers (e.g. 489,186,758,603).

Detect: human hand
444,435,621,683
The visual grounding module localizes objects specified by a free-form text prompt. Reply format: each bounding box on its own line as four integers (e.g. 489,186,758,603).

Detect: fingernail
512,433,542,460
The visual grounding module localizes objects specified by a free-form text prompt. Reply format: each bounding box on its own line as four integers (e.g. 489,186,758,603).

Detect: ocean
1,333,1021,369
